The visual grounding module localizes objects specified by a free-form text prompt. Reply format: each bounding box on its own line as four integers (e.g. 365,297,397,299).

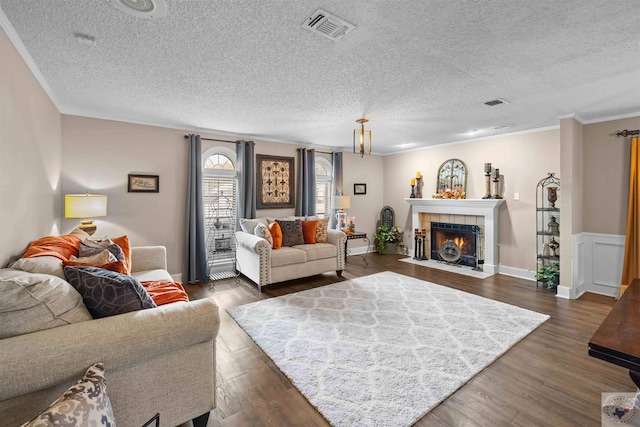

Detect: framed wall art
354,183,367,195
128,174,159,193
256,155,294,209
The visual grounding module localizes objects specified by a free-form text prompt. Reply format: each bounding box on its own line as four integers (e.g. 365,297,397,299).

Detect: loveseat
235,217,346,292
0,242,219,427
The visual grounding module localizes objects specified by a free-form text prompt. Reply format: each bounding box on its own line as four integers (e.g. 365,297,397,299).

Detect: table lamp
65,193,108,235
332,195,351,230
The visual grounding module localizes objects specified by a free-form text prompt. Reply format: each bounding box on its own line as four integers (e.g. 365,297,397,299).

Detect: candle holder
414,229,428,260
415,177,423,198
491,173,503,199
410,184,416,198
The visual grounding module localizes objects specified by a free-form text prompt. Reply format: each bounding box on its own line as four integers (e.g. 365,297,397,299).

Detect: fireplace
431,222,480,267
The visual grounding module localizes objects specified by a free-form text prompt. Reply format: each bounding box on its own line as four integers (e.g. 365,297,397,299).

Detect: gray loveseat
235,223,346,292
0,246,219,427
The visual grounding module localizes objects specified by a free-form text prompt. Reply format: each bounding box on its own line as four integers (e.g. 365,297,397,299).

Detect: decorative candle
492,168,500,180
411,178,415,186
416,171,421,178
484,163,492,174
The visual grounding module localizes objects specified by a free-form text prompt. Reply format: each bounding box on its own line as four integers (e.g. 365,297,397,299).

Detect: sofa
0,242,219,427
235,217,346,292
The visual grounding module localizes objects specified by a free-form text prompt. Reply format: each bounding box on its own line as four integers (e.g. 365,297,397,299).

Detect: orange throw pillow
301,220,318,244
141,280,189,306
62,260,129,276
111,235,132,273
268,222,283,249
23,235,81,261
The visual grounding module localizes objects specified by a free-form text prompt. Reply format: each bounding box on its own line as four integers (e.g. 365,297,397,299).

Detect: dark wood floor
183,254,631,427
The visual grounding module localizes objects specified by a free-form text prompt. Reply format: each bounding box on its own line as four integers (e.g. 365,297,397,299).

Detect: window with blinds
203,148,237,278
315,157,333,218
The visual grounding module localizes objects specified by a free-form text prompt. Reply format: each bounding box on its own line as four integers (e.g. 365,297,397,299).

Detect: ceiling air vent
484,98,510,107
301,9,355,41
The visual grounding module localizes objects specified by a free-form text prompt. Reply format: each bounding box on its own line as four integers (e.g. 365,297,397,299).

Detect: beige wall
583,116,640,235
384,129,561,272
0,26,62,266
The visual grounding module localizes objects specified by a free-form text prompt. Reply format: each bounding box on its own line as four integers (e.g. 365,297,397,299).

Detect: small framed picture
128,174,159,193
354,183,367,195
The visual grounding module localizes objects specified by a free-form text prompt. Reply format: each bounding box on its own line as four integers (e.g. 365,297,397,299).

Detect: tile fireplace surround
405,199,505,275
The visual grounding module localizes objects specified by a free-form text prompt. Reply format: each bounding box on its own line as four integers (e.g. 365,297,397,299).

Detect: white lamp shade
65,194,108,218
332,195,351,210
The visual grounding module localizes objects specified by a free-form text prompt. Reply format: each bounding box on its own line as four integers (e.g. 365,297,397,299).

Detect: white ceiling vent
301,9,355,41
108,0,167,20
484,98,510,107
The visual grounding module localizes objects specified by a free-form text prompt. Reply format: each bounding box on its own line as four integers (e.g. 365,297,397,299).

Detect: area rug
399,257,492,279
228,272,549,427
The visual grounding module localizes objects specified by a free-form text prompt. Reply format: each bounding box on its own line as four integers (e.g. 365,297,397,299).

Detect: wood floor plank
185,254,631,426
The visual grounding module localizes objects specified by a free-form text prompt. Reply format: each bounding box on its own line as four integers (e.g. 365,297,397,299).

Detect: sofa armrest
235,231,271,289
327,230,346,270
235,231,271,253
131,246,167,272
0,298,219,401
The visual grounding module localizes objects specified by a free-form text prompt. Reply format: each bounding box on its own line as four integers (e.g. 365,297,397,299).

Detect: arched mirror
436,159,467,194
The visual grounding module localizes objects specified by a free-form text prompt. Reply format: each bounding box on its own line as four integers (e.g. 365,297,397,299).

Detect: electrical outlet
514,192,520,200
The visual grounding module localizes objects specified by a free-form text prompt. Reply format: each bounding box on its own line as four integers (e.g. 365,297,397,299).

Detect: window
202,147,237,278
315,157,333,218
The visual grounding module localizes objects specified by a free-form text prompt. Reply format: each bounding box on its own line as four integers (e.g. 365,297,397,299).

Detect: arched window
315,157,333,218
202,146,237,278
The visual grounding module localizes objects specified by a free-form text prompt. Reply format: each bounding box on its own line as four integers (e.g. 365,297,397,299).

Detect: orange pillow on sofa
62,260,129,275
111,236,132,273
268,222,283,249
23,235,81,261
141,280,189,306
301,220,318,244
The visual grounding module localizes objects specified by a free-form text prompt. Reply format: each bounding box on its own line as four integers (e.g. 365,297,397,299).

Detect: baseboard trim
498,265,536,281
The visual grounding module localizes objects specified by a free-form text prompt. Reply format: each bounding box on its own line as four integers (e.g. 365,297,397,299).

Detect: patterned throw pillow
268,222,282,249
63,265,156,319
22,362,115,427
254,224,274,246
301,220,318,244
276,219,305,246
79,240,126,265
315,217,330,243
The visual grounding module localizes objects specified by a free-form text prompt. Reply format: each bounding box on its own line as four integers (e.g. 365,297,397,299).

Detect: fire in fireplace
431,222,480,267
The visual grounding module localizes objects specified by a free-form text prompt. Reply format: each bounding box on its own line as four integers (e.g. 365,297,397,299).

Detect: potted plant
374,225,404,254
535,263,560,288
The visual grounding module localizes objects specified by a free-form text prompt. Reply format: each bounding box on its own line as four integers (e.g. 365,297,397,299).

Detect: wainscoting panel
574,233,625,298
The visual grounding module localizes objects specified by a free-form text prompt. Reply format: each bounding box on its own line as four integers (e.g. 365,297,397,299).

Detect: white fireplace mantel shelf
405,198,505,274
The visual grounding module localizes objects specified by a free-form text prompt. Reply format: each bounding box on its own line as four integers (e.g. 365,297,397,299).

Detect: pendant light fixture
353,118,372,157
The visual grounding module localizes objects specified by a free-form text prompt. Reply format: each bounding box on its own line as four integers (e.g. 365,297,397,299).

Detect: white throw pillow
254,224,274,246
240,218,268,233
9,256,65,279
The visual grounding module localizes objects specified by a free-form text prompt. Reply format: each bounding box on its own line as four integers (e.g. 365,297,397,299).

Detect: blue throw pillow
63,266,156,318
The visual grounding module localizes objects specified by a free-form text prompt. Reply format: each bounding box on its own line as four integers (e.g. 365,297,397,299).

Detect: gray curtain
329,152,343,229
236,140,256,228
184,134,208,283
295,148,316,217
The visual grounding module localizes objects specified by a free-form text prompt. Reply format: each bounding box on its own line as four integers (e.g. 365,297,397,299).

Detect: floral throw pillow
254,224,274,247
276,219,305,246
22,362,115,427
315,217,330,243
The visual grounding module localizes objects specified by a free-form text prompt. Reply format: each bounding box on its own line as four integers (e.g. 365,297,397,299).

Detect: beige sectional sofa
235,218,346,292
0,246,219,427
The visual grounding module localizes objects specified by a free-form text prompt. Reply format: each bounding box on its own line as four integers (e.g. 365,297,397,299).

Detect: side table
344,231,369,265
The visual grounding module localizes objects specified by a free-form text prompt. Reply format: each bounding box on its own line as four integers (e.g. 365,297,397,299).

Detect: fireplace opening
431,222,480,267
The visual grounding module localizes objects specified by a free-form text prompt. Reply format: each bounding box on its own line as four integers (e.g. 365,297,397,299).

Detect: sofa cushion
111,235,132,273
79,240,126,265
22,362,115,427
63,265,156,319
268,222,283,249
301,220,318,244
276,219,305,246
240,217,268,233
63,259,129,276
270,246,307,267
292,243,337,262
22,234,81,261
254,224,274,247
9,256,65,279
69,249,116,265
132,268,174,282
0,269,92,339
315,217,330,243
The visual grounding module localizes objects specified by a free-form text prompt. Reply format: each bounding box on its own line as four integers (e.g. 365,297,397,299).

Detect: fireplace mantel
405,198,505,274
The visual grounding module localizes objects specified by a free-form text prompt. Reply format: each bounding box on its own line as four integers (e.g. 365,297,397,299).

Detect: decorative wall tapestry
256,155,294,208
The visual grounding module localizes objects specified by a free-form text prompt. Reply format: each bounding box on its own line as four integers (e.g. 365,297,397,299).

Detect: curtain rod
297,147,337,154
616,129,640,137
183,135,237,144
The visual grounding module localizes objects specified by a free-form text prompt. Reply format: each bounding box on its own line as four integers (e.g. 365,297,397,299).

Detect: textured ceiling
1,0,639,154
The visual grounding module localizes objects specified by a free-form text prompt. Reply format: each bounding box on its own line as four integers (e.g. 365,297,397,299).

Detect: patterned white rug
228,272,549,427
